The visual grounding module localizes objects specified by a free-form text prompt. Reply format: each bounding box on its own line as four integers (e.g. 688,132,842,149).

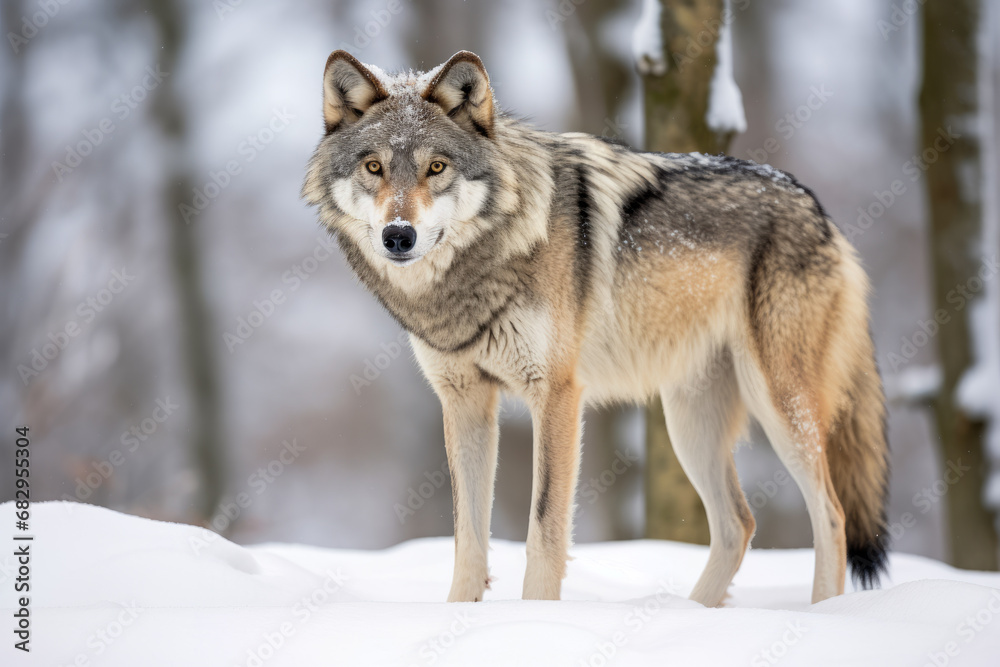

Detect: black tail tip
847,534,890,590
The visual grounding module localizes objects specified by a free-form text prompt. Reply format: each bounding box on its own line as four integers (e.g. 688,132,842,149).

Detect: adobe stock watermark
852,457,970,573
885,255,998,373
580,448,639,505
910,459,971,513
680,351,735,397
224,289,286,352
409,611,475,666
745,85,834,164
545,0,587,31
17,267,135,386
577,578,682,667
350,330,410,394
179,108,294,224
333,0,408,56
7,0,73,54
213,0,243,21
843,126,960,243
190,437,307,551
922,590,1000,667
58,601,144,667
60,397,180,503
51,64,169,182
745,468,793,511
394,459,450,524
236,568,350,667
678,345,761,398
750,620,809,666
600,116,630,142
0,554,19,588
223,234,337,353
877,0,927,41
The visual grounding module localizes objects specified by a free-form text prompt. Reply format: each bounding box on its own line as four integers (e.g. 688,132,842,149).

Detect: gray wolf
303,50,890,605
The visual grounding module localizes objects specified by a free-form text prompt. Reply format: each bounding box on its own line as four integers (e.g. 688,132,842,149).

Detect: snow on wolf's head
303,50,498,276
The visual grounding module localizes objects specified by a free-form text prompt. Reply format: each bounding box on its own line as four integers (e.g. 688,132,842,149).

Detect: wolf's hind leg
737,357,847,603
660,354,754,607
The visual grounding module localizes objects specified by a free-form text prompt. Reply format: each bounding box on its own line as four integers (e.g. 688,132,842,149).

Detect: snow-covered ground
3,502,1000,666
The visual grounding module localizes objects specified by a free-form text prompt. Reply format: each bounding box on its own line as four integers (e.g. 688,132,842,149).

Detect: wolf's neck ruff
336,222,541,353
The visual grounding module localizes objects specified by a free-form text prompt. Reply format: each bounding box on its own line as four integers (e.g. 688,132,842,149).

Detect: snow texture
5,502,1000,666
632,0,667,76
706,0,747,134
357,60,444,98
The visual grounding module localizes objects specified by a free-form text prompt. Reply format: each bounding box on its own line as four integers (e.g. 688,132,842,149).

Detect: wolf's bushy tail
826,344,891,589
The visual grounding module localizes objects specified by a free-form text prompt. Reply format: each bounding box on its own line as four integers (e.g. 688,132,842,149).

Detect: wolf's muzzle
382,225,416,255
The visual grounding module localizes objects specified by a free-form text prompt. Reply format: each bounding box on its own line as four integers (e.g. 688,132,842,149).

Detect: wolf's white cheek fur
329,177,384,262
455,180,489,221
435,179,490,250
423,194,457,233
331,178,377,224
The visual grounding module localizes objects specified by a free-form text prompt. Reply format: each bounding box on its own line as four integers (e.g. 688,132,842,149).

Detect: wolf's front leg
439,377,500,602
523,376,584,600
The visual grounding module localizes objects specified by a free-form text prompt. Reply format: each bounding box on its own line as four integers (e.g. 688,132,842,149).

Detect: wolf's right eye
365,160,382,175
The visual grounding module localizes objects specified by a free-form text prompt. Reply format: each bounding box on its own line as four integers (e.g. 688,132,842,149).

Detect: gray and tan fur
303,50,890,605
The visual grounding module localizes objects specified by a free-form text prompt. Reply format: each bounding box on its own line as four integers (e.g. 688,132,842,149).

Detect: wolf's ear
322,50,388,134
422,51,495,138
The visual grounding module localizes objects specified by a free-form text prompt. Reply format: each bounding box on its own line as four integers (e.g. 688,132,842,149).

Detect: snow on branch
633,0,667,76
706,0,747,134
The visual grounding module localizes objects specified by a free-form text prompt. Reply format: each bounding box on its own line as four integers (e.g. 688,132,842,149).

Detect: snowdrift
3,501,1000,666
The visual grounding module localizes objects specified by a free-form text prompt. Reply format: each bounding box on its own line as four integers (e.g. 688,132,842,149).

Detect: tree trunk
639,0,737,543
920,0,999,570
562,0,632,138
148,0,227,527
641,0,739,155
406,0,484,69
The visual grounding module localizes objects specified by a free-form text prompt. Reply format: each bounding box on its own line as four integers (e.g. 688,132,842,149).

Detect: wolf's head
304,50,507,278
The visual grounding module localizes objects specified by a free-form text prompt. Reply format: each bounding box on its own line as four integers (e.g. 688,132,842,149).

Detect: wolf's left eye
366,160,382,175
428,161,446,175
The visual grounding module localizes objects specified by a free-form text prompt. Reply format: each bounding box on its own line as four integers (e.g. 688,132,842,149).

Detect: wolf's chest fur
336,226,541,354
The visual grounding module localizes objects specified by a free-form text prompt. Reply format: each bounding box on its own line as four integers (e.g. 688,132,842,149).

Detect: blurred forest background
2,0,999,570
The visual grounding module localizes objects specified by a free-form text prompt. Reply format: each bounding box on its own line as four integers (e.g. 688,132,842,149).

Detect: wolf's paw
447,573,489,602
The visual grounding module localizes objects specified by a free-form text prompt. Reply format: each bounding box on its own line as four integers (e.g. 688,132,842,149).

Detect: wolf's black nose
382,225,416,254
